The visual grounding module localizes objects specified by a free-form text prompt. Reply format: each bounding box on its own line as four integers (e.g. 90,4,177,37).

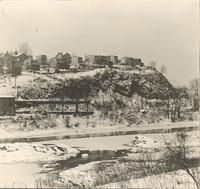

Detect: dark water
59,149,129,169
38,148,130,173
34,148,131,187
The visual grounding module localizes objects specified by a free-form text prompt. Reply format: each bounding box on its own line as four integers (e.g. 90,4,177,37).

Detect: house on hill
85,55,108,66
62,52,71,68
120,57,144,67
2,51,29,75
84,54,119,68
107,55,119,64
49,52,71,71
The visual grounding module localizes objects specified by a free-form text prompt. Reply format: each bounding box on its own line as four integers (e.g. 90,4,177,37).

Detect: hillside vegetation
14,67,177,127
17,67,174,100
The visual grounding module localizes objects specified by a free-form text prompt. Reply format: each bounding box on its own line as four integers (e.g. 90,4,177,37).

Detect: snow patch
124,135,165,152
0,143,79,163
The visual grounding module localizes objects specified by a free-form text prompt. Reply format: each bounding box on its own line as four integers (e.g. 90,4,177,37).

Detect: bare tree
190,78,199,97
189,78,199,111
164,132,200,189
169,87,188,122
18,42,32,55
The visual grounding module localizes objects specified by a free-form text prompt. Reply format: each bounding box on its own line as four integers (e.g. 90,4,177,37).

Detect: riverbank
0,121,199,143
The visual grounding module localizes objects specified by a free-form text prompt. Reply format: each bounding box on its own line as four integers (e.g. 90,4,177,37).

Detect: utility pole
14,75,17,88
62,82,64,118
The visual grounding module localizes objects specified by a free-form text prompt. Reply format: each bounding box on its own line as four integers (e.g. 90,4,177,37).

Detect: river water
0,133,178,188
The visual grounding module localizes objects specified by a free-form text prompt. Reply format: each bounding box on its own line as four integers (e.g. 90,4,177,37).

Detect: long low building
120,57,144,67
85,55,119,65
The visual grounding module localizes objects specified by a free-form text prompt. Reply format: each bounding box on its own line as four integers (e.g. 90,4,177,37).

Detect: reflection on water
54,149,130,171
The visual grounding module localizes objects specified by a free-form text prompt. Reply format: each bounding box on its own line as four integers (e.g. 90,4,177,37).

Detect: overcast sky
0,0,199,86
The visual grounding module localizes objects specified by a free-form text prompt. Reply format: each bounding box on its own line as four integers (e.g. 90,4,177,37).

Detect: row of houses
0,51,144,75
48,53,144,71
85,55,143,67
0,51,81,74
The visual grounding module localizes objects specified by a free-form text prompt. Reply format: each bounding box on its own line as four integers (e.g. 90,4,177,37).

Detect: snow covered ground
0,143,79,163
0,69,104,96
0,163,41,188
49,68,104,80
98,168,200,189
59,167,200,189
124,135,165,152
0,141,80,187
41,132,171,151
0,72,52,96
0,115,198,140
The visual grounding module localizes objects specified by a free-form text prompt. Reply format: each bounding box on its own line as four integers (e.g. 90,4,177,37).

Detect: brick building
107,55,118,64
120,57,144,67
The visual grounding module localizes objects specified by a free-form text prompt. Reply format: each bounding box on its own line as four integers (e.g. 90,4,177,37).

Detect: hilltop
0,66,174,100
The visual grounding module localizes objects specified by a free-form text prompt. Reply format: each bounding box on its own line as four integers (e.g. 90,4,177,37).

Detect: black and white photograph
0,0,199,188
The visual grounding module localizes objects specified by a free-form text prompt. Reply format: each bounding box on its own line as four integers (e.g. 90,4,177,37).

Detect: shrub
163,132,200,189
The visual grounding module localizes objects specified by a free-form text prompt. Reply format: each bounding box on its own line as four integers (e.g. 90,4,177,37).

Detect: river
0,132,192,188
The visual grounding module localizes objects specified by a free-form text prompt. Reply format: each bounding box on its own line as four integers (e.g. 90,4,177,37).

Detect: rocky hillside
95,67,174,100
17,67,174,100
